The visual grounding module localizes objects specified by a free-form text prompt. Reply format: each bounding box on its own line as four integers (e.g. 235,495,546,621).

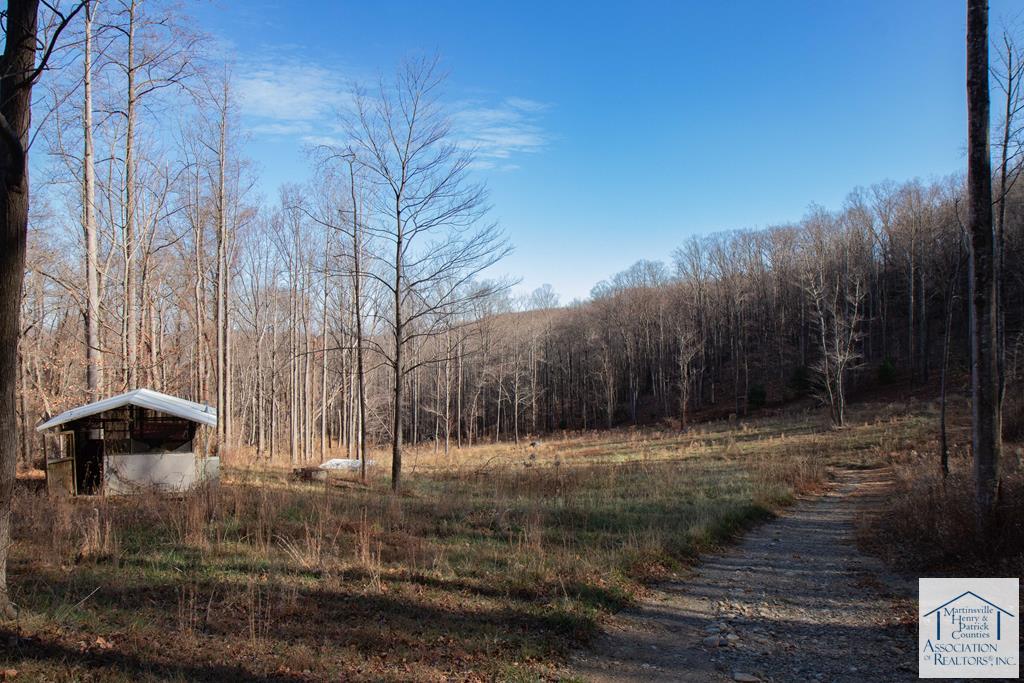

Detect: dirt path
570,469,918,683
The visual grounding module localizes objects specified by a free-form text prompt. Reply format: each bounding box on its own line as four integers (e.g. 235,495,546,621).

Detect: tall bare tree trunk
940,247,963,478
123,0,138,389
966,0,1002,534
444,328,452,456
270,297,278,462
226,299,233,444
347,158,368,482
392,199,403,490
191,161,205,401
256,315,265,457
412,353,419,444
303,297,312,461
994,34,1019,406
0,0,41,620
289,258,297,464
457,334,463,448
907,251,915,383
215,79,229,446
319,249,328,462
83,2,102,398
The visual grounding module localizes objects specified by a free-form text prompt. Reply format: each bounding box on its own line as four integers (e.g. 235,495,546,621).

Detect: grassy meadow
0,401,948,681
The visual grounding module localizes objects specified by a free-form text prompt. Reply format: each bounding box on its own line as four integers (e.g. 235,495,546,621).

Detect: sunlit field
3,402,948,681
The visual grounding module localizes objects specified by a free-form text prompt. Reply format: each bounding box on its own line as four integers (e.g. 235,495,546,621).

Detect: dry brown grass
860,458,1024,576
1,403,929,681
857,395,1024,576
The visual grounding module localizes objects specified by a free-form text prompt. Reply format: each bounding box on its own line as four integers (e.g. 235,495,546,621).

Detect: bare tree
966,0,1002,533
347,56,510,490
992,29,1023,403
939,222,966,478
675,318,698,430
192,66,249,446
105,0,193,389
807,275,864,428
347,155,369,480
308,149,370,477
802,217,865,428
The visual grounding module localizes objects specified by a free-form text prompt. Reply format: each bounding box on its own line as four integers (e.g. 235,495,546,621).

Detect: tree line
19,1,510,493
15,3,1024,501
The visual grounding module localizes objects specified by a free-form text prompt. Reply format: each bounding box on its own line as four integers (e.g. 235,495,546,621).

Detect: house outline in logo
922,590,1016,641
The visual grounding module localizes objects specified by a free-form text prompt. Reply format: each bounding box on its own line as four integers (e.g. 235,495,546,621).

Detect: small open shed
36,389,219,496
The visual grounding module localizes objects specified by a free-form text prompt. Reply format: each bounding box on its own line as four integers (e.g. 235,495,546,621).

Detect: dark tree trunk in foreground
966,0,1002,534
0,0,41,620
0,0,84,619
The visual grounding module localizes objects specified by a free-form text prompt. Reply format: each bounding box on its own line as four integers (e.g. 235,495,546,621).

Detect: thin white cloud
454,96,551,165
248,121,313,136
235,58,352,133
300,134,346,148
235,55,551,171
503,96,549,113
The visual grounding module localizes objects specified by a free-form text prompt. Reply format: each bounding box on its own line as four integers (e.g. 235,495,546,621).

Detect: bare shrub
245,577,273,644
860,465,1024,574
277,500,338,573
355,510,383,592
1004,392,1024,443
748,452,826,505
215,444,245,469
519,508,545,556
77,505,119,563
228,485,281,552
177,582,201,637
163,485,218,551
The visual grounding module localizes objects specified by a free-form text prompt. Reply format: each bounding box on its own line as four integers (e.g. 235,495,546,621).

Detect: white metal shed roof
36,388,218,431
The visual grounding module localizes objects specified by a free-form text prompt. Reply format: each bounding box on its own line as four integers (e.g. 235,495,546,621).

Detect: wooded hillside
17,2,1024,471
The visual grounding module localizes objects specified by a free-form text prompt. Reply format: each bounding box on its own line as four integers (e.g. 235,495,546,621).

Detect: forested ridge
16,1,1024,471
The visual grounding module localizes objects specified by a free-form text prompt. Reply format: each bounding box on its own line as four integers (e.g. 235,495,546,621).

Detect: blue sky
196,0,1020,302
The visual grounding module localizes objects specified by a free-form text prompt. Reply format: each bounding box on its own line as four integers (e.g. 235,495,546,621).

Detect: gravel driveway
570,469,918,683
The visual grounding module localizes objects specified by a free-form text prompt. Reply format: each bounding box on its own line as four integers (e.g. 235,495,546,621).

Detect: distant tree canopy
22,164,1024,457
13,5,1024,470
